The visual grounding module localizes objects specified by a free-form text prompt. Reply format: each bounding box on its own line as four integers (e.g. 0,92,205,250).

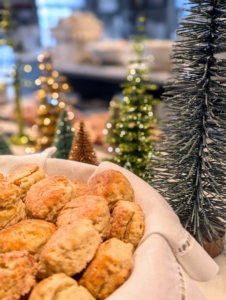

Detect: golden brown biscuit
6,163,46,201
0,219,56,260
84,169,134,210
109,200,145,247
57,195,110,239
55,283,95,300
0,173,4,182
73,181,87,197
0,250,38,300
0,182,26,230
25,175,77,223
38,219,101,278
79,238,134,300
29,273,95,300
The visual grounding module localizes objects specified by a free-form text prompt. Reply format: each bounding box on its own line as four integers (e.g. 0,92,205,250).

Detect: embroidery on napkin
173,234,193,256
177,264,186,300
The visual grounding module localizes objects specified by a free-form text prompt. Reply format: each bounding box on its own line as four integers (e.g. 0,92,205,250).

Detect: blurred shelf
53,61,170,86
17,47,45,63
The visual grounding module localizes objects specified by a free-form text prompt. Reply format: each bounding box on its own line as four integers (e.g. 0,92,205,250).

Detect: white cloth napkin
0,147,223,300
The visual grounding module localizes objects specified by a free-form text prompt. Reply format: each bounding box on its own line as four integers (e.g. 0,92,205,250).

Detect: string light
59,102,65,108
41,136,48,144
25,147,36,154
47,78,54,85
24,64,32,73
37,54,44,62
20,136,28,144
106,123,112,129
35,79,41,85
150,84,157,90
135,43,144,51
33,53,71,151
51,99,58,105
102,14,159,179
62,83,69,90
52,71,59,77
52,92,59,98
46,63,52,70
67,111,74,120
43,118,51,125
52,83,59,89
39,64,45,70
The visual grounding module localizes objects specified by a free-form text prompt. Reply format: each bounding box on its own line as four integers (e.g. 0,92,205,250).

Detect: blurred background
0,0,187,156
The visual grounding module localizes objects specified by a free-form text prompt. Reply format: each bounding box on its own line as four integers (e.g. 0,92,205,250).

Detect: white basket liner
0,147,221,300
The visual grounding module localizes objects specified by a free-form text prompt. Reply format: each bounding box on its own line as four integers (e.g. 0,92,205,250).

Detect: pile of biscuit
0,163,145,300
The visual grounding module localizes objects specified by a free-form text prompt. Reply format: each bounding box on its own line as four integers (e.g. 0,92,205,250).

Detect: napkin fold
0,147,57,175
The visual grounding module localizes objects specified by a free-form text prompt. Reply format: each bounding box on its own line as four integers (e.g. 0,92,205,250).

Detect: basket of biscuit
0,148,220,300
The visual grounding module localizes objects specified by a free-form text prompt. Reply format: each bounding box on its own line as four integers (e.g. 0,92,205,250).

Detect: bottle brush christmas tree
0,0,30,145
103,95,122,155
152,0,226,248
0,133,12,155
51,109,75,159
33,53,71,151
110,16,158,179
69,121,99,166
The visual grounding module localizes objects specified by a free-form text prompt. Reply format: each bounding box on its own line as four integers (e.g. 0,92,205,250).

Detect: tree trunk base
203,235,225,258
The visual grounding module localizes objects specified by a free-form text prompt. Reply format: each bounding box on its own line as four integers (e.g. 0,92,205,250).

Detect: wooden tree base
203,236,225,258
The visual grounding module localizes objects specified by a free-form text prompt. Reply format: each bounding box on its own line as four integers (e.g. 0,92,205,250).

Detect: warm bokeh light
52,71,59,77
37,54,44,62
39,64,45,70
47,78,54,85
24,64,32,73
43,118,51,125
52,92,59,98
67,111,74,120
20,136,28,144
35,79,41,85
52,83,59,89
59,102,65,108
62,83,69,90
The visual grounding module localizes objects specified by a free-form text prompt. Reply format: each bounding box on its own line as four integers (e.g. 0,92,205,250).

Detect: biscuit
25,175,77,223
0,219,56,260
6,163,46,201
57,195,110,239
0,182,26,230
73,181,87,197
0,250,37,300
38,219,101,278
79,238,134,300
84,169,134,210
29,273,95,300
0,173,4,182
109,201,145,247
55,283,95,300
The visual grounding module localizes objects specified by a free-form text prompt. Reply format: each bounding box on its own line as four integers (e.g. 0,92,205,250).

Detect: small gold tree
34,53,71,150
69,122,99,166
